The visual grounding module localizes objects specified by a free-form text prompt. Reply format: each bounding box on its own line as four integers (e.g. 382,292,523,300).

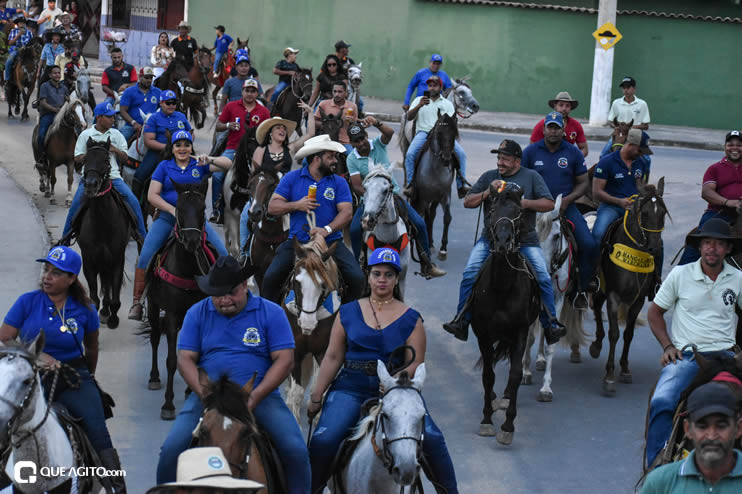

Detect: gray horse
347,62,363,112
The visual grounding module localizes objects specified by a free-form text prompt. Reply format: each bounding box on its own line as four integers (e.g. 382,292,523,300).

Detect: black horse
268,67,312,137
470,183,540,445
316,108,348,176
145,178,216,420
76,138,131,330
6,37,42,121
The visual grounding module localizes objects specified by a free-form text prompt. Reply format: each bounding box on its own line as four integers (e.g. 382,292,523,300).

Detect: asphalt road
0,92,716,493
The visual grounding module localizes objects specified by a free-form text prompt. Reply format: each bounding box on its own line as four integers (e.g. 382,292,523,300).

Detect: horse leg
161,312,178,420
98,270,111,326
21,87,30,120
538,339,556,403
106,261,124,329
286,348,306,420
498,331,528,445
148,300,162,390
438,201,451,261
535,327,546,371
476,336,496,437
48,167,57,203
65,164,74,206
618,300,643,384
521,322,537,385
589,290,606,358
427,204,437,252
602,294,622,396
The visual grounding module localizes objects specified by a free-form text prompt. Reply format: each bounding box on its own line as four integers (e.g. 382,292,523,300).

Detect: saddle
364,196,414,257
144,231,218,292
328,398,380,494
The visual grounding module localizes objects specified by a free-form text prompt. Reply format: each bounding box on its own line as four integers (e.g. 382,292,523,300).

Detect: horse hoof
437,250,447,261
535,360,546,372
570,351,582,363
496,430,514,445
161,408,176,421
537,391,553,402
589,343,602,359
603,380,616,396
493,397,510,411
107,315,119,329
148,380,161,390
521,373,532,385
619,372,633,384
39,183,46,193
49,197,56,204
478,424,496,437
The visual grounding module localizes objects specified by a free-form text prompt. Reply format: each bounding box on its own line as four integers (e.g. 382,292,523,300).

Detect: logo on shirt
323,187,335,200
534,160,544,167
557,157,569,169
251,114,261,125
192,169,200,178
150,96,157,104
722,289,736,306
177,121,185,129
242,327,261,347
122,70,129,78
634,169,643,178
569,131,577,141
596,167,602,174
63,318,79,334
614,173,624,179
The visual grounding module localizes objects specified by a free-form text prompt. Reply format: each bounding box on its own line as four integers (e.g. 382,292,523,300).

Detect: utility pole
588,0,617,126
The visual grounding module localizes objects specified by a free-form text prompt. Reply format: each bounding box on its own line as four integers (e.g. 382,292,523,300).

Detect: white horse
521,194,587,401
360,165,409,297
331,361,427,494
69,66,93,119
122,109,153,187
347,63,363,110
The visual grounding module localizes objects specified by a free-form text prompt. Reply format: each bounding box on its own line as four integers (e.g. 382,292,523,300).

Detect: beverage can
308,184,317,200
235,117,241,125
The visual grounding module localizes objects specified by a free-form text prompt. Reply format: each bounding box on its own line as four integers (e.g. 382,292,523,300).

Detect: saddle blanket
609,242,654,273
284,289,340,320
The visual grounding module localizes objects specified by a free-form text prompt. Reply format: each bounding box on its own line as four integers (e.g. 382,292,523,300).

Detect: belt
344,360,378,376
64,357,87,369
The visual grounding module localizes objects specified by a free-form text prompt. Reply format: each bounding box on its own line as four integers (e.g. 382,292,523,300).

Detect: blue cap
93,101,115,117
544,111,564,128
160,89,177,102
36,246,82,276
367,248,401,272
235,48,248,59
235,55,250,65
171,130,193,144
430,53,443,63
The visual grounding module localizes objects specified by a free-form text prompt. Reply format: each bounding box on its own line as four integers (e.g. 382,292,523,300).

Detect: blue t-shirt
522,139,587,198
0,7,19,22
213,34,233,54
594,150,646,199
151,158,212,206
220,72,262,101
404,67,453,106
274,167,353,243
178,294,295,392
40,43,65,66
120,85,162,125
4,290,99,363
143,109,192,144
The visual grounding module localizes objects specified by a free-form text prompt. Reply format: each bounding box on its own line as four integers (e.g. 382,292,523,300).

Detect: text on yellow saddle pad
609,243,654,273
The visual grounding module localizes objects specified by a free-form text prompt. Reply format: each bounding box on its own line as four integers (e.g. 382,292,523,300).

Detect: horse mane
432,111,459,140
46,98,83,140
349,403,381,441
295,236,339,291
362,164,393,185
202,375,259,434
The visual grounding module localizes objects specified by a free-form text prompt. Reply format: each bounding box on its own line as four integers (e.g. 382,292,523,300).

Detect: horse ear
106,137,111,148
197,367,211,391
171,177,184,194
242,371,257,396
87,136,95,148
553,194,562,217
293,237,305,258
198,178,209,196
411,363,426,391
29,330,45,358
376,360,395,390
358,62,362,69
656,176,665,197
437,108,442,118
322,241,338,262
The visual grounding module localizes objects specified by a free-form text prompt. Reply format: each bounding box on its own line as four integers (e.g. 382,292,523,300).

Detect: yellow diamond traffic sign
592,21,622,50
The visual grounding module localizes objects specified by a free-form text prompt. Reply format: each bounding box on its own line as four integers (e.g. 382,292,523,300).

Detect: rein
291,71,311,102
622,194,665,247
364,175,399,226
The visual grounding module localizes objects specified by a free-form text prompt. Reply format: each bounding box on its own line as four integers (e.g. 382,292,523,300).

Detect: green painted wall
189,0,740,129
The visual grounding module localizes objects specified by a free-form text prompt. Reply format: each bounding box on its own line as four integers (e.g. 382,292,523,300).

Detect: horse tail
559,303,588,349
398,111,409,154
473,341,515,368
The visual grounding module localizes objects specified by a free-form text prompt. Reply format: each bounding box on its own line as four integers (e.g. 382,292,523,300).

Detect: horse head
293,67,313,102
172,178,208,254
612,118,634,148
75,67,90,104
361,165,397,231
317,107,343,141
348,63,363,90
247,165,280,224
236,37,250,55
449,79,480,118
486,182,525,254
291,235,339,333
196,45,212,74
430,109,458,162
64,98,88,134
82,137,111,198
630,176,667,257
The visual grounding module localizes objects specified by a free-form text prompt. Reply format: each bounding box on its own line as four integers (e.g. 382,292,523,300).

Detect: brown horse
6,37,42,121
208,37,250,115
155,53,209,129
245,165,285,289
266,68,313,136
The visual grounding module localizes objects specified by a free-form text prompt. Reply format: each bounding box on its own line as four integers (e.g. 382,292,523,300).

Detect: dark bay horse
76,138,130,330
410,110,458,260
268,67,312,136
590,178,668,395
224,127,260,257
6,37,42,120
245,165,284,290
145,179,216,419
154,55,209,129
470,183,540,445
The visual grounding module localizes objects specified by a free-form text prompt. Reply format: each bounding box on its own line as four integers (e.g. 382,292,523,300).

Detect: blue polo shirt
40,43,65,66
594,149,646,199
178,293,294,392
4,290,99,363
8,28,32,54
274,167,352,243
151,158,212,206
120,84,162,125
143,109,192,144
522,139,586,198
213,34,233,54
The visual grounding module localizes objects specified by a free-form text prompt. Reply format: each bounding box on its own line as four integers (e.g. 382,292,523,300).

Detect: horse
521,195,588,402
267,67,313,136
346,62,363,114
6,37,42,121
283,235,340,418
590,178,668,395
209,37,250,115
316,107,349,176
223,127,260,257
469,183,540,444
155,55,209,129
360,165,410,297
194,370,284,494
245,165,285,291
75,138,130,330
331,361,427,494
69,66,95,116
145,179,217,420
32,98,88,205
410,110,458,261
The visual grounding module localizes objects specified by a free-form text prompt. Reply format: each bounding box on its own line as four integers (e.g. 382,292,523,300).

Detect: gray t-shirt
39,81,69,116
470,166,553,247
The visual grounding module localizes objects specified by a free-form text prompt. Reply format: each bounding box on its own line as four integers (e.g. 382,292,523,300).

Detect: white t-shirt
653,260,742,352
39,7,63,31
74,127,128,180
607,96,650,124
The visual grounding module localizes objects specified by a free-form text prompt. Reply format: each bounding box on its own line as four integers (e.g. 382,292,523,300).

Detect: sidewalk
86,59,726,151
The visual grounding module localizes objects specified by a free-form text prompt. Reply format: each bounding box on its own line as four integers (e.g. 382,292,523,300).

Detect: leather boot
98,448,127,493
544,320,567,345
442,317,469,342
419,252,446,278
128,268,146,321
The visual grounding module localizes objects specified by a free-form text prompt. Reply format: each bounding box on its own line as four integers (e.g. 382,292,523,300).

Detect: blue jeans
309,369,458,494
455,238,557,329
156,391,310,493
4,51,17,81
350,199,430,260
37,112,56,150
563,203,599,288
43,367,113,454
136,211,227,269
404,131,467,189
213,50,226,73
134,149,162,186
63,177,147,240
679,210,734,265
119,124,137,142
592,203,625,248
211,148,236,215
271,81,288,103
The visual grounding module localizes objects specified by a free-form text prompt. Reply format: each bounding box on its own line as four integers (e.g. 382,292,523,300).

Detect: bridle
173,189,213,273
290,70,312,102
63,100,85,136
430,119,455,161
290,265,333,316
548,215,572,292
194,409,254,479
82,144,111,196
448,80,474,119
622,193,667,248
363,174,399,227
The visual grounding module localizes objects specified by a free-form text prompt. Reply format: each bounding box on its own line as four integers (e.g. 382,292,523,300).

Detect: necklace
370,297,393,312
54,299,68,333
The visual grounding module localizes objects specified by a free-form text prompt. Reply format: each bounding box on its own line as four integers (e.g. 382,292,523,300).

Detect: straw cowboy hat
256,117,297,146
294,135,347,161
146,447,263,493
176,20,192,31
548,91,579,110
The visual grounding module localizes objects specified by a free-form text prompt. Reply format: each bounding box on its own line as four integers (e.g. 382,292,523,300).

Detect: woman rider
307,247,458,494
128,130,230,320
308,54,347,109
0,246,126,493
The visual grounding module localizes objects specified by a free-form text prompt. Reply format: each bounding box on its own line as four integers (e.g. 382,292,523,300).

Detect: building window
111,0,132,28
158,0,185,30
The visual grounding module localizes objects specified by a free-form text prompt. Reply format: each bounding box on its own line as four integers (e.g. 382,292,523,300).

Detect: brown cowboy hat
548,91,578,110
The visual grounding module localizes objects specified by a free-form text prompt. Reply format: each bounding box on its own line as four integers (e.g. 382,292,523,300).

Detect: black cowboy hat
685,218,742,255
195,256,258,296
44,27,66,42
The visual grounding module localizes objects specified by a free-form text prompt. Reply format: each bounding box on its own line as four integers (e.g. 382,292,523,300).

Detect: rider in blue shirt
211,25,232,77
119,67,161,141
39,28,65,80
402,54,453,110
4,16,33,83
0,1,24,27
156,255,310,492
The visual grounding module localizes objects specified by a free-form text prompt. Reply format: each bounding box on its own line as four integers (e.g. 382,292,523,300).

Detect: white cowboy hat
294,135,347,161
256,117,297,146
176,20,192,31
146,447,263,493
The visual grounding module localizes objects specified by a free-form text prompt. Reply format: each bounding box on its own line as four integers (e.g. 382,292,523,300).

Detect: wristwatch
324,225,333,234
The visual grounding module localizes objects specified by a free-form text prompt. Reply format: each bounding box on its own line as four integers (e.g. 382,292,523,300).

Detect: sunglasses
162,100,177,105
327,63,337,67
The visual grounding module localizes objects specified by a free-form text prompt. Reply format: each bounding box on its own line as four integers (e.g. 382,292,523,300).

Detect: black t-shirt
170,36,198,67
102,63,135,92
470,167,553,246
275,60,299,84
316,72,347,99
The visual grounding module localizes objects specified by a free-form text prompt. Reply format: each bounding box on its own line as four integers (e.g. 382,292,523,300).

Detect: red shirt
531,117,586,145
218,100,271,150
702,158,742,212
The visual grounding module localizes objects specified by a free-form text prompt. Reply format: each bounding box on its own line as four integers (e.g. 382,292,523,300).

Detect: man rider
156,256,311,493
55,39,87,81
101,47,137,105
0,0,25,27
270,46,299,105
333,40,355,72
56,10,81,42
403,74,469,199
170,20,198,71
645,219,742,468
218,54,261,113
4,16,33,88
530,91,588,157
119,67,161,142
402,54,452,112
211,24,232,79
601,76,651,158
35,65,67,167
443,139,567,344
38,27,65,87
261,135,366,304
346,121,446,278
314,80,357,153
679,131,742,265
